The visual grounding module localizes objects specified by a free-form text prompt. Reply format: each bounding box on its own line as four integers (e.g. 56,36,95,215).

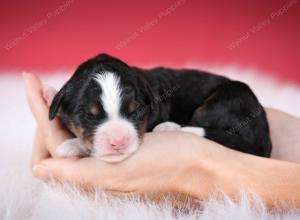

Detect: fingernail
22,72,28,81
22,72,30,79
32,164,53,181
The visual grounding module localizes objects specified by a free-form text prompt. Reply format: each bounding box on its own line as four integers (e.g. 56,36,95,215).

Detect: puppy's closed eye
128,100,140,113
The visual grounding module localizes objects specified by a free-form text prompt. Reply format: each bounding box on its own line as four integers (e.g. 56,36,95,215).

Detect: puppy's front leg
153,121,181,132
56,138,88,158
153,121,205,137
180,127,206,137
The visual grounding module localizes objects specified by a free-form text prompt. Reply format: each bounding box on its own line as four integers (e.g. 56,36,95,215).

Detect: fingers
44,86,74,152
32,158,104,189
23,72,64,132
44,91,74,156
42,84,57,106
32,157,121,188
32,158,131,195
23,72,74,157
33,158,79,183
31,128,50,167
23,72,49,128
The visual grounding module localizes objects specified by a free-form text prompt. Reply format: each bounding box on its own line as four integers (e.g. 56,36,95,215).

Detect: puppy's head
49,54,154,162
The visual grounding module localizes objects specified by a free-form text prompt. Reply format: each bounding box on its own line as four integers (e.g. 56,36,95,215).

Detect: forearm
218,152,300,207
266,108,300,163
175,137,300,207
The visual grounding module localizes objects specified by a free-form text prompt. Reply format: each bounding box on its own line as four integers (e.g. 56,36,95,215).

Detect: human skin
23,72,300,207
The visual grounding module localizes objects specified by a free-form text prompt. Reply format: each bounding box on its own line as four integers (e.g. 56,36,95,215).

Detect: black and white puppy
49,54,272,162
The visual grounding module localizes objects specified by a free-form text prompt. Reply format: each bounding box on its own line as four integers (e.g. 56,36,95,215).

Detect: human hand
24,72,300,203
266,108,300,163
24,72,220,198
23,72,74,165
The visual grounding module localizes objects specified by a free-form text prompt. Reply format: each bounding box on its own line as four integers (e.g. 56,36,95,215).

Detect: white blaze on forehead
93,72,139,162
95,72,122,119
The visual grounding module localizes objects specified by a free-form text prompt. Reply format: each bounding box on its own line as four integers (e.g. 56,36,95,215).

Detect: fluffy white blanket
0,66,300,220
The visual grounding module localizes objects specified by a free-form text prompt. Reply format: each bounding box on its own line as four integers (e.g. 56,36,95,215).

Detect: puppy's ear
49,87,65,120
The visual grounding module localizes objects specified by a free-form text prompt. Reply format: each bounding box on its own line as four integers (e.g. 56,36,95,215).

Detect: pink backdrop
1,0,300,84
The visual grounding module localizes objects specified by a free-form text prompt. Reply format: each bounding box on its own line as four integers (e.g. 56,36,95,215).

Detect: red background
1,0,299,84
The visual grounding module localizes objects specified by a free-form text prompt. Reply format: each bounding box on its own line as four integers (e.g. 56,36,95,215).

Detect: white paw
56,138,88,158
153,121,181,132
180,127,205,137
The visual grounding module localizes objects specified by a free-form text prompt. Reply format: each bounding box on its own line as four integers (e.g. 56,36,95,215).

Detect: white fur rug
0,66,300,220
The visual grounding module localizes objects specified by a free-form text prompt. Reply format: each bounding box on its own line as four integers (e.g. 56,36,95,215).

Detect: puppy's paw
153,121,181,132
180,127,206,137
56,138,88,158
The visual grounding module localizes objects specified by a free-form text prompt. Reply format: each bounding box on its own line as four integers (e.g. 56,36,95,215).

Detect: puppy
49,54,272,162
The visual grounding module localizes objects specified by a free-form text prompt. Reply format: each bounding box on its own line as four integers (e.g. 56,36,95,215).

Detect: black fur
49,54,272,157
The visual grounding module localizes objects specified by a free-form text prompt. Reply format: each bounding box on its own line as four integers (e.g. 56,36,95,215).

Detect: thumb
32,158,125,190
32,158,80,183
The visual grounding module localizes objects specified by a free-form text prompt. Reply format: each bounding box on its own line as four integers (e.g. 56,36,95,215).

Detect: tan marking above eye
90,103,101,115
128,100,140,113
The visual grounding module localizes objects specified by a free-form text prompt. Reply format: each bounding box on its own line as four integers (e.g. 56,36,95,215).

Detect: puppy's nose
110,136,128,148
